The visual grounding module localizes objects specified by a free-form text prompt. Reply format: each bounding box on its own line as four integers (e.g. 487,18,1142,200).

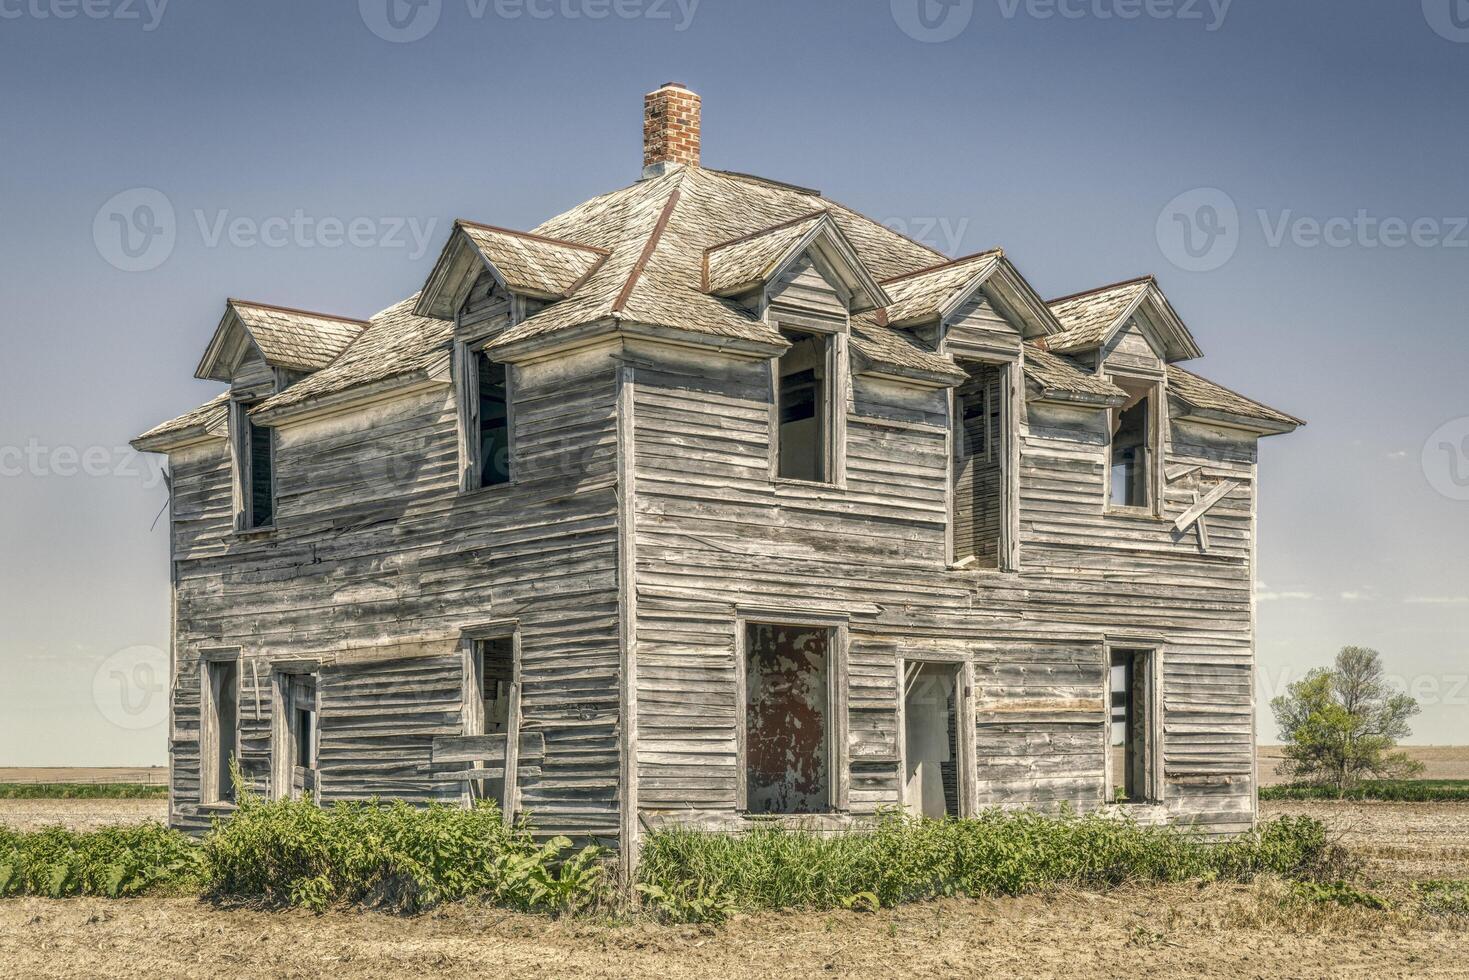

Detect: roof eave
1173,405,1302,436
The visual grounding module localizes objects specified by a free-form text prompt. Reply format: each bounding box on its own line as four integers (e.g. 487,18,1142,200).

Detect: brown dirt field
0,767,167,786
5,758,1469,977
1256,746,1469,786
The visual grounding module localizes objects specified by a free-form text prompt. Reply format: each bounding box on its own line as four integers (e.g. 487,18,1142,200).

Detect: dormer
415,220,611,340
195,299,368,397
1045,276,1203,376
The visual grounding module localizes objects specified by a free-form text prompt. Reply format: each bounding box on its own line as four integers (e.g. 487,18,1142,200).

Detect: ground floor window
1109,648,1159,803
743,622,834,814
472,634,517,810
903,661,965,819
201,657,239,805
273,670,319,802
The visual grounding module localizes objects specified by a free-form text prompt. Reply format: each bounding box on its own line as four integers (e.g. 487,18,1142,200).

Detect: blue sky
1,0,1465,764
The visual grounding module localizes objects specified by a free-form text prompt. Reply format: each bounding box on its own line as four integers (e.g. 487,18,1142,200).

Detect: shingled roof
196,300,368,381
131,392,230,452
879,250,1003,327
1044,277,1154,354
1167,364,1303,428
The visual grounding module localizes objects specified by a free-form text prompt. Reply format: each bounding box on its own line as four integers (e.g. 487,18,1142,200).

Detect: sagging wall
627,336,1260,837
165,345,625,842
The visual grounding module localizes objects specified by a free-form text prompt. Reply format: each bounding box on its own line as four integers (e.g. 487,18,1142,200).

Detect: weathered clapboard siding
166,344,626,842
627,276,1264,837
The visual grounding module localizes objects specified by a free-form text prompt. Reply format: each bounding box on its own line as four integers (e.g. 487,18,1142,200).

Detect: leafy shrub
202,793,608,913
1261,780,1469,803
1418,880,1469,918
637,811,1336,920
0,783,168,800
0,823,204,898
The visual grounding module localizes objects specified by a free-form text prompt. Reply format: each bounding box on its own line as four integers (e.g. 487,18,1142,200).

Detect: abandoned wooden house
132,83,1302,863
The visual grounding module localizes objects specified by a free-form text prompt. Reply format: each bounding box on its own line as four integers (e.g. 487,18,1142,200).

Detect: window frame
270,664,320,803
896,652,978,819
199,649,241,808
768,323,847,489
455,338,517,494
229,398,276,532
461,620,523,819
734,609,850,815
1103,373,1165,518
1102,640,1164,806
947,355,1020,572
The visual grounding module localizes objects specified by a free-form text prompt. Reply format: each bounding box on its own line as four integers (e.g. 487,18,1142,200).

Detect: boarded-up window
953,361,1006,567
744,623,830,814
776,330,831,483
203,658,238,805
477,353,512,488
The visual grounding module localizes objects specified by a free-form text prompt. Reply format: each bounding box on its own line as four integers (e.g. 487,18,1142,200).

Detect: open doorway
902,662,965,819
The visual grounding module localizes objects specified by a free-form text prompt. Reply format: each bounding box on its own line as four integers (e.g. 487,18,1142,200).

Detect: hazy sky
1,0,1465,765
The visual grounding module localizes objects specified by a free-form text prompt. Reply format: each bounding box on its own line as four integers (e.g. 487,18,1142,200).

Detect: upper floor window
774,328,835,484
1108,378,1160,512
231,400,275,531
457,343,514,492
952,360,1012,569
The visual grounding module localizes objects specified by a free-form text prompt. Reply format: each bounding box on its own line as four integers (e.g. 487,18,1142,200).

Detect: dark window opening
207,660,238,804
248,414,274,528
953,362,1006,568
745,623,831,814
477,636,515,805
776,330,831,482
1109,385,1153,509
295,706,316,769
1109,649,1155,804
281,673,318,801
477,353,512,487
903,662,961,819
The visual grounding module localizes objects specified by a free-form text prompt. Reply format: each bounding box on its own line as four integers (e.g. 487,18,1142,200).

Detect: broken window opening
1109,649,1157,804
903,662,962,819
953,361,1007,568
475,635,516,808
248,415,275,528
275,671,319,802
776,329,832,483
1109,381,1155,510
477,353,512,488
744,623,832,815
203,658,238,805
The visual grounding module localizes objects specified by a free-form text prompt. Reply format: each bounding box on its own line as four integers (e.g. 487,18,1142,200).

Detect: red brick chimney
643,82,701,178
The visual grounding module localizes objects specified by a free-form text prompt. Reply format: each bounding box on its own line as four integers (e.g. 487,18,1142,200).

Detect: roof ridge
454,219,612,256
612,187,683,314
879,248,1004,286
1046,275,1155,307
226,298,371,326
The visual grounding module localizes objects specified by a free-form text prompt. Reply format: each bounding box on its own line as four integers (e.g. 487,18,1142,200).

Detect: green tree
1271,646,1424,794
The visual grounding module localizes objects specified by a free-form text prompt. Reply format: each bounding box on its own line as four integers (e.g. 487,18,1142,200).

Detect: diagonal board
1173,479,1241,532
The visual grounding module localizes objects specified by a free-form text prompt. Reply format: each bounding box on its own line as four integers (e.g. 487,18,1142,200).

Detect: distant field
0,767,166,786
1256,745,1469,787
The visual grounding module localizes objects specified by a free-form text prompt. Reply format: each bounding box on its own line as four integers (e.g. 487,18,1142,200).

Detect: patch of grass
637,811,1340,921
1261,780,1469,803
0,823,204,898
1290,880,1390,911
0,783,168,800
203,792,609,914
1418,880,1469,918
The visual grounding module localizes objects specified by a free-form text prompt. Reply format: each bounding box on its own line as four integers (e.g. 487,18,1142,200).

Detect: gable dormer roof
702,210,891,313
414,220,612,319
195,299,368,382
129,392,231,453
1044,276,1203,362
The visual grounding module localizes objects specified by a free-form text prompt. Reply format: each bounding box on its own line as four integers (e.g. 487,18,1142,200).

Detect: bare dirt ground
0,798,167,832
4,754,1468,978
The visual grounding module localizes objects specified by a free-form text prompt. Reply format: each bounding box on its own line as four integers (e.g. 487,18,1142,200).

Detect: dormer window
774,328,835,483
231,400,275,531
456,342,515,492
1107,377,1161,512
